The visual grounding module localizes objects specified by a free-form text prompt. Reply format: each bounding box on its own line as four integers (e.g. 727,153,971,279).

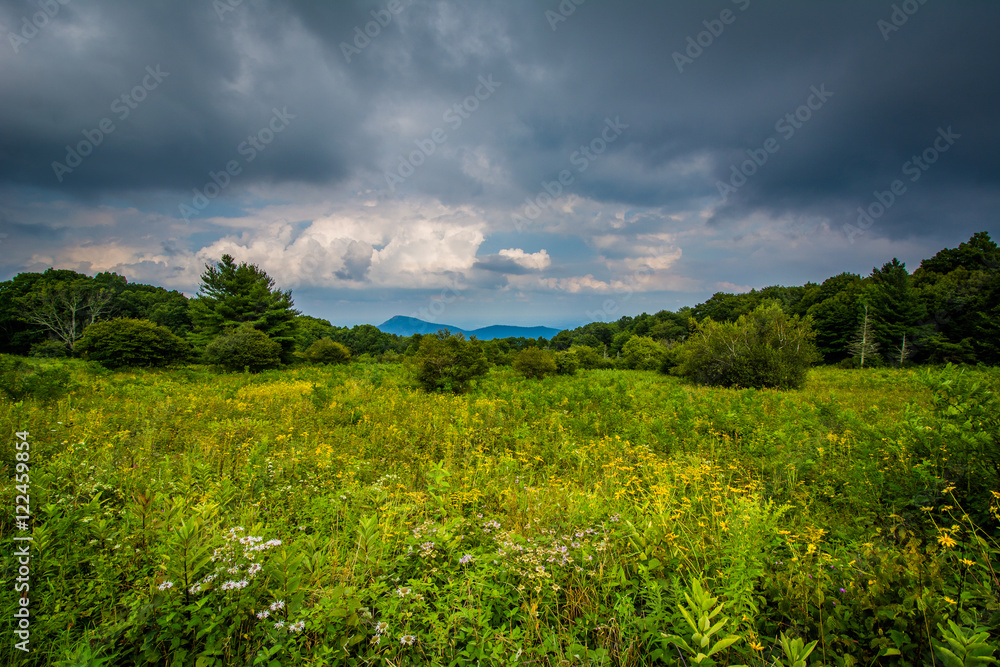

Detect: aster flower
157,580,174,591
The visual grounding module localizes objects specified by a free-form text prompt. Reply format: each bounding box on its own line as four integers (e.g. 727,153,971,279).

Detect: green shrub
554,350,580,375
620,335,667,370
513,347,558,379
30,339,69,358
304,337,351,365
76,318,191,369
412,331,488,393
571,345,612,370
203,324,281,372
671,302,820,389
0,355,77,403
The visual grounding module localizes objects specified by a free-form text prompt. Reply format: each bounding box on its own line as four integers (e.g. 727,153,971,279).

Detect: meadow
1,361,998,666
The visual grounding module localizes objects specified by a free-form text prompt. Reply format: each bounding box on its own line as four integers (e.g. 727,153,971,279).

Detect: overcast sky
1,0,997,328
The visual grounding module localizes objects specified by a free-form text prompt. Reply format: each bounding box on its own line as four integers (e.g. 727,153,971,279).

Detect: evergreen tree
866,258,925,358
806,273,864,363
190,255,299,362
914,232,999,364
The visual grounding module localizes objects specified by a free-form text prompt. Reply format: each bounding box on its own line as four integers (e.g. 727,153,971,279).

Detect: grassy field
1,362,999,666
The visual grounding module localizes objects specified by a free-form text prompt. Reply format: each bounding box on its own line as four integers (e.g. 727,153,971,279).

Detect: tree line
550,231,999,367
0,232,997,374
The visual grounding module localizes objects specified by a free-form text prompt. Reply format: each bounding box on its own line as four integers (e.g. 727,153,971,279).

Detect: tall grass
1,361,997,665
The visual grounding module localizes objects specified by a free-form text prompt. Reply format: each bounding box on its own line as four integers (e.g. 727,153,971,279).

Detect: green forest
1,232,997,370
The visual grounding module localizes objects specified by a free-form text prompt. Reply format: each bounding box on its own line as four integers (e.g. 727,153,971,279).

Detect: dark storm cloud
4,2,998,221
1,0,998,316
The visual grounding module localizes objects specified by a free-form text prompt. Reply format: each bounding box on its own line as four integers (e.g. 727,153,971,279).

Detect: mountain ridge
377,315,561,340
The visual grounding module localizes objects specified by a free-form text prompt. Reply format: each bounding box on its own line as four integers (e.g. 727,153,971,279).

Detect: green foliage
933,621,999,667
554,350,579,375
620,335,667,370
867,258,926,360
672,302,820,389
204,324,282,372
76,318,191,369
190,254,299,362
773,633,818,667
0,354,77,402
806,273,864,363
30,339,68,358
512,347,558,379
304,337,351,365
15,270,115,354
112,282,193,336
916,364,1000,520
294,314,340,351
663,579,742,665
411,331,488,393
571,344,613,370
2,364,999,665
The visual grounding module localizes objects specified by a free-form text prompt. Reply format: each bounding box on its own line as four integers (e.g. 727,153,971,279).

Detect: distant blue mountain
377,316,561,340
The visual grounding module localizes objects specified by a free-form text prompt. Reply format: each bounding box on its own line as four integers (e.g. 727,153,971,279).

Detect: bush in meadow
76,318,191,368
304,337,351,365
412,331,488,393
29,339,69,358
554,350,580,375
204,324,282,372
513,347,558,379
620,335,667,371
671,301,820,389
0,354,77,403
571,344,613,370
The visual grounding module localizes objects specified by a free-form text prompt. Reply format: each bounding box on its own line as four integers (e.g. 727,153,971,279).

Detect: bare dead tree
848,304,880,368
20,283,113,353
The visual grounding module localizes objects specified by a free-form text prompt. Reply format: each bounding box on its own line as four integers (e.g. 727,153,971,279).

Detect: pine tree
867,258,926,357
190,255,300,362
